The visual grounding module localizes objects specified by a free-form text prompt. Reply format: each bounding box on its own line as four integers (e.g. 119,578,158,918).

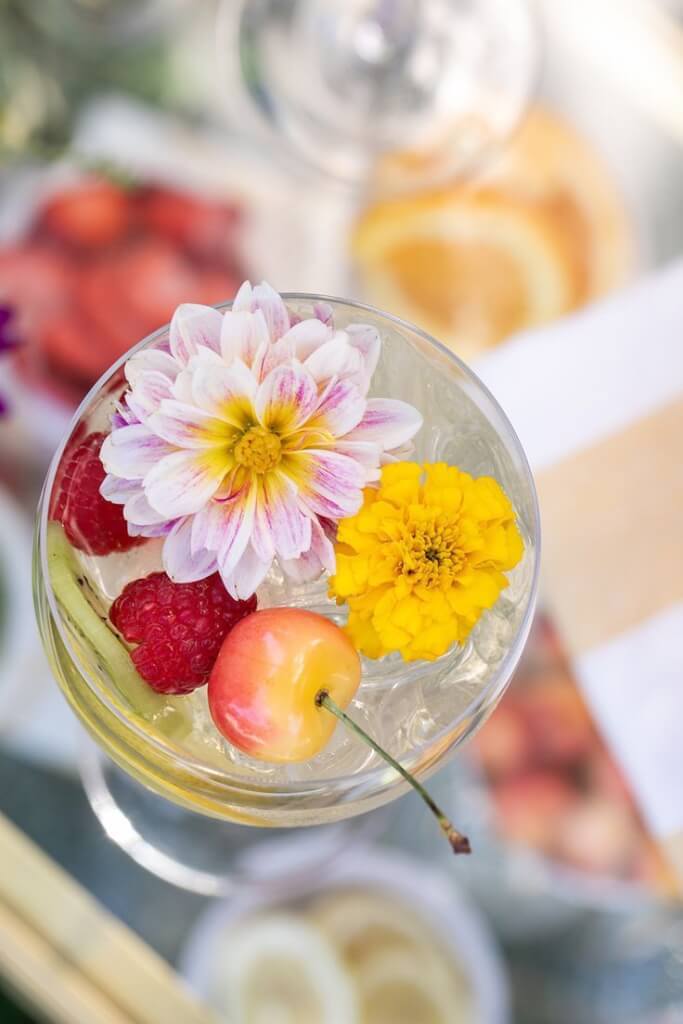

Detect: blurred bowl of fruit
422,612,679,939
0,163,248,460
180,844,509,1024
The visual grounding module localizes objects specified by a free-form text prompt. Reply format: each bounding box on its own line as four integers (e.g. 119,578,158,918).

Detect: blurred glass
217,0,538,188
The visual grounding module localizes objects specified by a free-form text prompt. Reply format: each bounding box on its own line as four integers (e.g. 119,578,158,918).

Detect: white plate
179,844,509,1024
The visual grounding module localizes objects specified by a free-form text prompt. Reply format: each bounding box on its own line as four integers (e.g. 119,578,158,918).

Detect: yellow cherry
209,606,471,856
208,608,361,763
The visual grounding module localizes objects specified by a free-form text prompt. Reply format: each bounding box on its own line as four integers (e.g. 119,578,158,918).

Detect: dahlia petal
148,400,236,449
171,366,195,405
127,519,176,539
304,333,363,386
255,362,319,434
169,304,223,365
222,542,271,601
261,334,295,377
163,518,218,583
313,301,334,328
251,281,290,341
101,425,173,481
214,484,258,580
190,357,257,428
310,377,365,437
249,512,274,564
144,449,228,518
125,348,179,388
123,491,170,527
190,345,224,368
330,439,383,481
231,280,254,312
281,515,336,583
190,492,251,557
260,317,332,377
125,370,174,422
220,309,270,370
345,398,423,450
99,475,140,505
254,473,312,562
286,449,365,520
112,403,138,429
279,318,332,362
347,323,381,386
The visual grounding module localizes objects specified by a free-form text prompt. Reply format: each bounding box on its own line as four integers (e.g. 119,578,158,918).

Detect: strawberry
110,572,257,694
50,431,144,556
39,180,131,249
136,186,241,263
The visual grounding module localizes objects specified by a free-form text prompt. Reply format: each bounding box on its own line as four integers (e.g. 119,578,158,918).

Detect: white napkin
476,261,683,847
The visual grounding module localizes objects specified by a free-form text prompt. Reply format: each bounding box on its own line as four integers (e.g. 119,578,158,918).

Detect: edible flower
330,461,524,661
100,282,422,599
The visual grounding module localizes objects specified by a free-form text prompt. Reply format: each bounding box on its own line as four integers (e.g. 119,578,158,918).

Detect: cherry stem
315,690,471,855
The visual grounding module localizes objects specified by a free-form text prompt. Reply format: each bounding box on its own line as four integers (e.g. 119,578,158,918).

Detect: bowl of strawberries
1,173,246,407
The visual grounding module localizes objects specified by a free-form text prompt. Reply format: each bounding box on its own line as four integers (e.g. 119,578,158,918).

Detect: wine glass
216,0,538,189
33,294,539,893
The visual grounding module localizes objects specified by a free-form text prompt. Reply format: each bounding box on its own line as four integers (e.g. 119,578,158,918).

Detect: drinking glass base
79,735,387,895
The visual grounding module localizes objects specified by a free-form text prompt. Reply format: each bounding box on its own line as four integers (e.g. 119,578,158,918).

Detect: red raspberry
50,431,145,556
110,572,257,695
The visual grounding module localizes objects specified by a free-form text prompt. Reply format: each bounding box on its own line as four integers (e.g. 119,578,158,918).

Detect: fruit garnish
50,431,146,556
209,608,360,762
109,572,256,695
209,607,470,854
46,522,191,739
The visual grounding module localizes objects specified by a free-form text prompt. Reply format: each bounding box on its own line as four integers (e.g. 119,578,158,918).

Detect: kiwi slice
46,522,192,742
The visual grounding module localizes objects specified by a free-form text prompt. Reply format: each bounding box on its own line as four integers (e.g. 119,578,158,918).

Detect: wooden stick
0,813,217,1024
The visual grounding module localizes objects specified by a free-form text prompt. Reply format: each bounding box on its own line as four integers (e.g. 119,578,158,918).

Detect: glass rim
37,292,541,805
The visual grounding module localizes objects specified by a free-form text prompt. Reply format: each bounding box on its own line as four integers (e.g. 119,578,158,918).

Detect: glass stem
315,690,470,855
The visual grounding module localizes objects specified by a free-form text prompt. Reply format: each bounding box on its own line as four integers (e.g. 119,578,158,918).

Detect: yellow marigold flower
329,462,524,662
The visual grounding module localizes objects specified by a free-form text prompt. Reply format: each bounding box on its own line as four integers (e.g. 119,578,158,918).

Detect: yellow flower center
233,426,282,474
399,517,465,589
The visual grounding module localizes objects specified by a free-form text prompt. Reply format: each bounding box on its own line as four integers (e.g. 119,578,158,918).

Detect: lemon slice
481,107,634,298
355,107,632,360
354,948,474,1024
208,913,359,1024
353,189,578,360
309,891,474,1023
309,890,437,967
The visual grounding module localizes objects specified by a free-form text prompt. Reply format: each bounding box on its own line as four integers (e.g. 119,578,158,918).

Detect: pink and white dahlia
100,282,422,599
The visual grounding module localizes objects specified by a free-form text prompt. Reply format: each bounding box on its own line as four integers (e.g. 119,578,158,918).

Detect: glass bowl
34,295,539,832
